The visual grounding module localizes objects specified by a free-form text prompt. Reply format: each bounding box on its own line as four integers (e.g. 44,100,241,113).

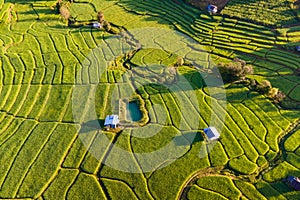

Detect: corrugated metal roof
104,115,119,126
204,127,220,140
286,176,300,191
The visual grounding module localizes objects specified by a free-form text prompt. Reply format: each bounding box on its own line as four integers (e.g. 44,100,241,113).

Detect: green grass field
0,0,300,199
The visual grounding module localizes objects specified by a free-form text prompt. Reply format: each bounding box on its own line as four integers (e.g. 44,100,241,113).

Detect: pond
127,101,142,122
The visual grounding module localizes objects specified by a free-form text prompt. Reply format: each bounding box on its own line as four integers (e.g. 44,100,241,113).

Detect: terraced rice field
0,0,300,199
221,0,298,27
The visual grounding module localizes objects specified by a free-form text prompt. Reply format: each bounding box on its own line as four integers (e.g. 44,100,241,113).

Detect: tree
97,11,105,23
53,0,63,14
256,80,286,103
257,80,272,94
59,4,71,24
102,20,111,31
215,61,253,82
96,11,118,34
273,90,286,103
268,87,279,98
176,57,184,66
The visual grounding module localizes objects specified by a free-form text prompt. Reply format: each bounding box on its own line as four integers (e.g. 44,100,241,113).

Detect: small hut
283,176,300,191
296,46,300,52
207,4,218,14
203,127,220,141
92,22,102,29
104,115,119,129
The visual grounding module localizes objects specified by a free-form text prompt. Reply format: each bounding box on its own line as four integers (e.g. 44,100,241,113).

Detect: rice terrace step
0,0,300,199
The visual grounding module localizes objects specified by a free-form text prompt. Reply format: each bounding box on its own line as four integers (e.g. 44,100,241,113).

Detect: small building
296,46,300,52
92,22,102,29
283,176,300,191
204,127,220,141
104,115,119,129
207,4,218,14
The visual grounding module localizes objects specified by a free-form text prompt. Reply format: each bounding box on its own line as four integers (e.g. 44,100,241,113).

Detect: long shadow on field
15,10,59,22
79,119,105,133
174,131,203,146
256,175,300,199
17,8,56,16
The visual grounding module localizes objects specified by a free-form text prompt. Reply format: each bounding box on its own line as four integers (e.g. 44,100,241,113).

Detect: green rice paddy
0,0,300,199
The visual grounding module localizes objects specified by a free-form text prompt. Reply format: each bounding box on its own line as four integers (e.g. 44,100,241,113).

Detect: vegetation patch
0,0,300,199
222,0,298,27
228,155,258,175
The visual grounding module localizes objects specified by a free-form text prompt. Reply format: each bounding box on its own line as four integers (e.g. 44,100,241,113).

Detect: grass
17,124,77,198
234,180,267,200
221,0,298,27
196,176,241,199
43,169,79,200
208,141,228,166
131,125,185,153
271,182,300,200
284,129,300,152
286,153,300,169
0,120,36,197
263,161,300,182
147,139,210,199
67,173,106,200
256,181,287,200
80,131,115,174
228,155,258,175
62,133,97,169
187,185,227,200
102,178,138,200
0,0,300,199
218,126,244,159
0,123,56,197
39,85,72,121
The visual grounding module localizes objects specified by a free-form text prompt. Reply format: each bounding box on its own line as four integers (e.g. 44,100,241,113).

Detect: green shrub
214,61,253,82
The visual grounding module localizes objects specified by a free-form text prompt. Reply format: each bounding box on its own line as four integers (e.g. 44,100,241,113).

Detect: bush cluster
55,1,119,34
96,11,118,34
214,59,254,82
54,0,75,25
215,58,286,103
252,80,286,103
